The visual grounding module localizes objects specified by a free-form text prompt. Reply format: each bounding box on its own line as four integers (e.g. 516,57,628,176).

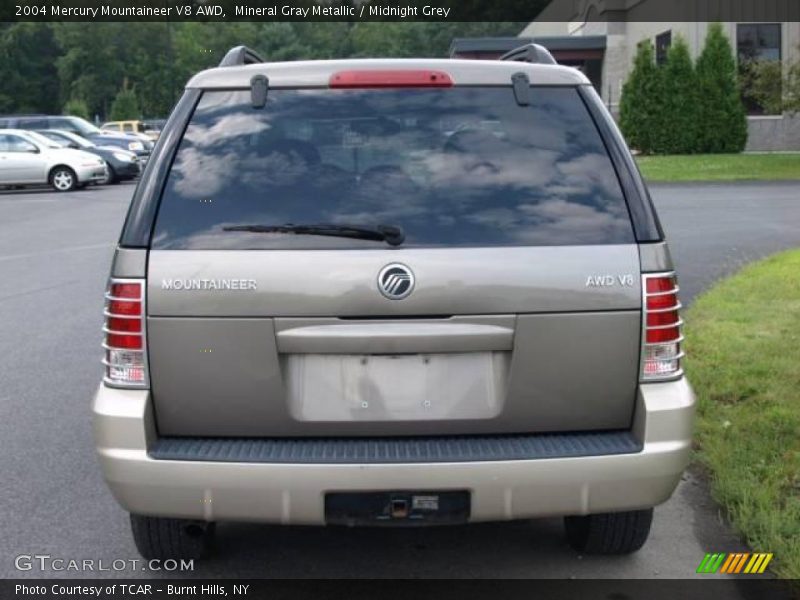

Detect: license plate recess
325,491,470,526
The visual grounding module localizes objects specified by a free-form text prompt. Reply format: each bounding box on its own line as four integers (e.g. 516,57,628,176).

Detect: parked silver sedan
0,129,107,191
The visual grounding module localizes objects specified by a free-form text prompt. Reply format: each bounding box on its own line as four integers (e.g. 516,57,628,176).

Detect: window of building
737,23,782,115
655,31,672,65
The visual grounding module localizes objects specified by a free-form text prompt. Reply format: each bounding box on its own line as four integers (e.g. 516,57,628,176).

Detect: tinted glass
60,117,101,136
737,23,781,62
18,118,48,129
23,131,61,148
153,87,633,250
655,31,672,66
51,130,92,148
36,131,61,142
44,132,71,146
737,23,782,115
2,135,38,152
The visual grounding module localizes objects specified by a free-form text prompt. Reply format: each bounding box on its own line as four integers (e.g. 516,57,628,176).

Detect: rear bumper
93,378,695,524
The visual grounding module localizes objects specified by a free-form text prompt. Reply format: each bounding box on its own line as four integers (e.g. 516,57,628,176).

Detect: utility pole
166,0,176,109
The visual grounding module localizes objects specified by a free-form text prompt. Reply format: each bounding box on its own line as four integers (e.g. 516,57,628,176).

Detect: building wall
524,6,800,150
746,116,800,151
520,21,570,36
614,21,800,150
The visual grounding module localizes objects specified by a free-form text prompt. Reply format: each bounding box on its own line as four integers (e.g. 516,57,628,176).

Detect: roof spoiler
219,45,265,67
500,43,556,65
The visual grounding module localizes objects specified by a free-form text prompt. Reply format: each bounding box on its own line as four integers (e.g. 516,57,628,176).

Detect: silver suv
94,45,695,560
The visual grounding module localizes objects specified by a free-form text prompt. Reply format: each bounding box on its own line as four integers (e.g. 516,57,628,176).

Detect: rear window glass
152,86,633,249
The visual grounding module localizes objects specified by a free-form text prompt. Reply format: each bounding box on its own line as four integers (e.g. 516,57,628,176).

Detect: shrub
109,81,140,121
696,23,748,153
62,97,90,120
655,36,700,154
619,41,662,154
620,26,751,155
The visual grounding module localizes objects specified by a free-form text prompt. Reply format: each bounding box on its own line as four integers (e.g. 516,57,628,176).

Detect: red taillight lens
108,300,141,315
107,316,142,333
646,278,674,294
104,279,147,387
647,310,679,327
646,326,681,344
110,283,141,298
642,274,683,380
646,293,677,310
329,70,454,88
106,333,143,349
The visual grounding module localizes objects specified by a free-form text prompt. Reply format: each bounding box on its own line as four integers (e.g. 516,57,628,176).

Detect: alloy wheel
52,169,75,192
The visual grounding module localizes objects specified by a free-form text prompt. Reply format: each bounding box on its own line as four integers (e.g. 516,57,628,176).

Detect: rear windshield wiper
222,223,405,246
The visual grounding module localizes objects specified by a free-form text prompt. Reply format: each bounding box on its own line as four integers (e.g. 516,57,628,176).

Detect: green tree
2,22,532,117
63,97,90,120
619,41,662,154
53,23,128,118
174,22,261,84
656,36,699,154
349,22,526,58
293,22,355,58
123,23,181,117
695,23,748,153
0,23,61,114
109,81,140,120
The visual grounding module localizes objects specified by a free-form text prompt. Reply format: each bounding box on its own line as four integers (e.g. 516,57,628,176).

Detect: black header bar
4,0,800,23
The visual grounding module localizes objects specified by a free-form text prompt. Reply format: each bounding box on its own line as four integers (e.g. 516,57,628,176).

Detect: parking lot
2,180,800,579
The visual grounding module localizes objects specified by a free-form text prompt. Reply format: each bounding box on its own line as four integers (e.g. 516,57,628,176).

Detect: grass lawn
684,249,800,579
636,153,800,182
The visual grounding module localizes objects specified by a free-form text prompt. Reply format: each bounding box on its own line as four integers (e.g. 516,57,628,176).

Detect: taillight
103,278,148,387
329,70,454,88
641,273,684,380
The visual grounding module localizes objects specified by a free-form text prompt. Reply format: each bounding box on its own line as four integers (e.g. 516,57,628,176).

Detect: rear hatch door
146,81,642,437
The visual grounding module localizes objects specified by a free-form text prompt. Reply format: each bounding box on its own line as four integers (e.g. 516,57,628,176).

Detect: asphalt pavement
1,181,799,581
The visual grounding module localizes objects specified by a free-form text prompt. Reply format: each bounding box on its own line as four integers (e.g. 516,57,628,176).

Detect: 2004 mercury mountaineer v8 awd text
93,44,695,560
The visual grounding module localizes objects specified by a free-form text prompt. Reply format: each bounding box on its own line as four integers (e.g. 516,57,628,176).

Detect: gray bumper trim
149,431,642,464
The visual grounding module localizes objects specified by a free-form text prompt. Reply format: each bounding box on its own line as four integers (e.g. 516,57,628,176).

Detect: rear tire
564,508,653,555
49,166,78,192
130,514,215,560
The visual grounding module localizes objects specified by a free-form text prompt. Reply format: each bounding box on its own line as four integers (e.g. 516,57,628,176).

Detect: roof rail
499,43,556,65
0,113,48,118
219,45,265,68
